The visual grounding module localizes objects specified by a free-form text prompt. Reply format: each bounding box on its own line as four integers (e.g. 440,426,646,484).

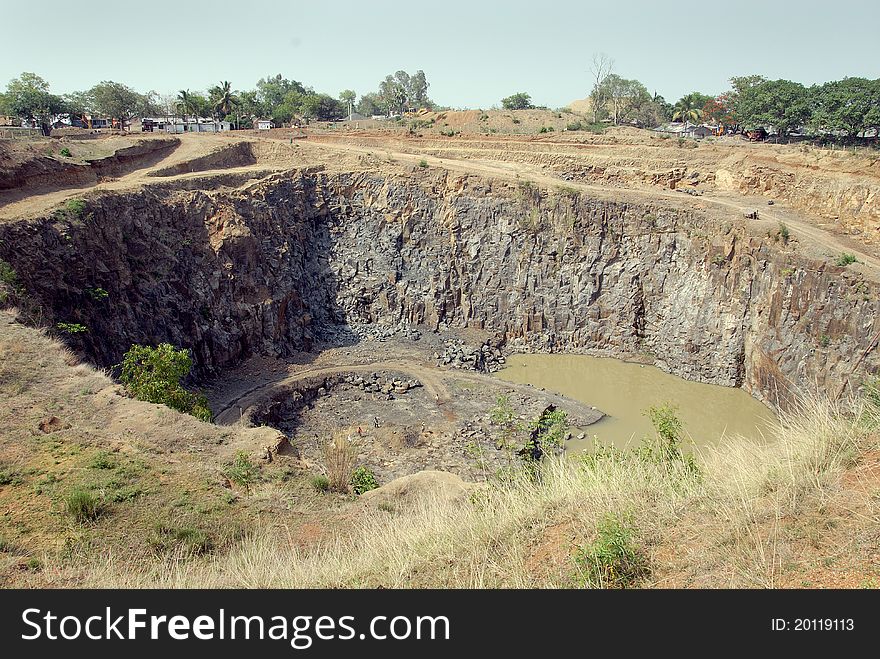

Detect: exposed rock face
1,168,877,410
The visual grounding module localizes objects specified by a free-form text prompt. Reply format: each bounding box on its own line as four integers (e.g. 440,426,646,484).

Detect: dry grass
322,433,357,493
50,393,877,589
2,308,876,588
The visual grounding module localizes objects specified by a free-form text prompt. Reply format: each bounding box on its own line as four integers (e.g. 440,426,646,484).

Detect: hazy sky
2,0,878,108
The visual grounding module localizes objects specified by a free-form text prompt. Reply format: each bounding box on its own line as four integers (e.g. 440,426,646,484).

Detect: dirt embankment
0,137,180,192
148,141,257,177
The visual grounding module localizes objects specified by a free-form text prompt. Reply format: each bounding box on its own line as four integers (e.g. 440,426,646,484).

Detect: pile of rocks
344,372,422,398
348,322,423,343
434,338,506,373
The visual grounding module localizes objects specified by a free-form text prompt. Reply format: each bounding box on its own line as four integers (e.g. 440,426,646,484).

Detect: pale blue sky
1,0,878,108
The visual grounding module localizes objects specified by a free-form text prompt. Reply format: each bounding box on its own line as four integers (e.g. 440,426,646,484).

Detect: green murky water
496,353,777,453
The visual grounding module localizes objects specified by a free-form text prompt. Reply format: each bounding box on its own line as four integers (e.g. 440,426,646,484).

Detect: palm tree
672,92,706,125
210,81,239,120
176,89,194,128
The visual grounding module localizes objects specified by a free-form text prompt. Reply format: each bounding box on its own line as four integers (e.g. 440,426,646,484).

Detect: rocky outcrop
0,168,877,410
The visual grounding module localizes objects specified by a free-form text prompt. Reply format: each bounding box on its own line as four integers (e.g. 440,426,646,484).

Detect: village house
141,117,231,133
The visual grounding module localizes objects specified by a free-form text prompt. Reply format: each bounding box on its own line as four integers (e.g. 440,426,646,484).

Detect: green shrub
64,488,103,523
119,343,212,421
60,147,72,157
224,451,258,493
836,252,857,267
88,451,116,470
538,126,554,133
85,287,109,302
310,474,330,492
521,408,568,461
0,467,24,486
639,404,699,474
350,466,379,495
65,198,87,217
0,259,17,287
819,334,831,348
418,159,428,168
573,514,648,588
151,523,213,556
56,322,88,334
567,121,584,131
26,557,42,571
777,222,790,243
512,118,521,124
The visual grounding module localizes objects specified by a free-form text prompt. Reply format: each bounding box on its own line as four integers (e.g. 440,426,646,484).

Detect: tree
501,92,534,110
379,72,408,115
256,74,307,112
90,81,150,130
598,75,651,125
589,52,615,123
701,93,736,127
62,90,94,121
727,75,767,131
209,80,239,119
271,89,308,125
375,70,432,115
672,92,712,124
812,77,880,138
235,89,264,126
175,89,209,125
301,93,343,121
356,92,383,117
736,79,812,137
651,93,674,122
339,89,356,118
4,72,65,135
408,70,430,108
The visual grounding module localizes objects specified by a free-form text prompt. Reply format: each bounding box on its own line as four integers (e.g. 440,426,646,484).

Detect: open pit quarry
1,122,879,587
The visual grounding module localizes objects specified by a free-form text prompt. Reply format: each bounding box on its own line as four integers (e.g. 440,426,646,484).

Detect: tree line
502,55,880,140
4,65,878,141
0,69,435,134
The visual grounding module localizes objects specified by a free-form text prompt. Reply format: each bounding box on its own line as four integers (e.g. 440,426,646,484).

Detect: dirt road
0,133,250,221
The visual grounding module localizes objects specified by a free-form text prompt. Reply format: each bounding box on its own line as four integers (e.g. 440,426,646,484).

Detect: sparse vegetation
310,474,330,492
59,147,72,157
85,287,109,302
778,222,790,243
64,198,87,217
223,451,259,494
119,343,212,421
0,258,18,304
418,159,428,168
64,488,103,523
836,252,858,267
151,523,214,556
55,322,88,334
88,450,116,470
573,514,649,588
